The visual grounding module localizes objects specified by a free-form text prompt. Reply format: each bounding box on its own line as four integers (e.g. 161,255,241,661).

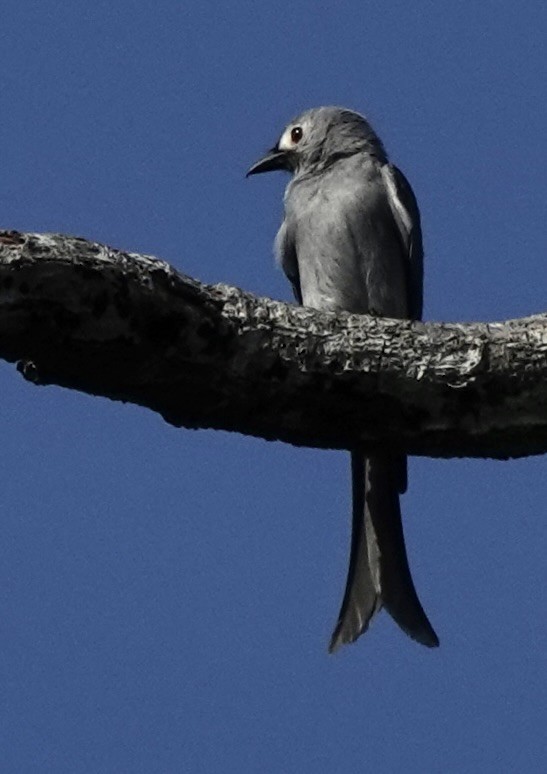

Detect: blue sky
1,2,546,772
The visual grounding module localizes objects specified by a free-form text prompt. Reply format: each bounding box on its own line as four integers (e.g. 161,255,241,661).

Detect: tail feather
328,453,380,652
329,452,438,652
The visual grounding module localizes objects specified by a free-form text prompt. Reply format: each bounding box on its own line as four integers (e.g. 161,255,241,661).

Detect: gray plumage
248,106,438,651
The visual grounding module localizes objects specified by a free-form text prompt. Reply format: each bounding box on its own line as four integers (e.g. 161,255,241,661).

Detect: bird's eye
290,126,303,143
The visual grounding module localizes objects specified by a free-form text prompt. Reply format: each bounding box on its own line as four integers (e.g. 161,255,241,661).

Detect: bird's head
246,106,387,178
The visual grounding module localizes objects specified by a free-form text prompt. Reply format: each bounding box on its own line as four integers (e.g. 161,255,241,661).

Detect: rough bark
0,229,546,459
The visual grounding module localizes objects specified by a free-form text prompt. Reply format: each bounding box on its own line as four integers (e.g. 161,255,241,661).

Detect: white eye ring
278,125,304,150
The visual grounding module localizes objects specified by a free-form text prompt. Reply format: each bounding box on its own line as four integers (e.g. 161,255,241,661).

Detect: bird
247,106,439,652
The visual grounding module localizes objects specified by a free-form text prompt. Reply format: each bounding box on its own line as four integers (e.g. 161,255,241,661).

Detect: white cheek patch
278,128,295,150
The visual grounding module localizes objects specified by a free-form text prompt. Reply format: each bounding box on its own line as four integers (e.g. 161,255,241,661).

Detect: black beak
246,146,290,177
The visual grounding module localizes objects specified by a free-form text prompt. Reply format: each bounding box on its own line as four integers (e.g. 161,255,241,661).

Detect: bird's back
280,153,409,318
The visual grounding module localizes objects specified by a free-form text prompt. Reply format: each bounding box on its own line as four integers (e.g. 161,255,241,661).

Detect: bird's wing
275,219,302,304
381,163,424,321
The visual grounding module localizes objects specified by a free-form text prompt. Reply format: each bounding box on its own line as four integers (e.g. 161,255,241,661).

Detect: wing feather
275,219,302,304
381,164,424,321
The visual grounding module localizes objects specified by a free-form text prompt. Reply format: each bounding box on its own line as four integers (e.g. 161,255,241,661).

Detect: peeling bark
0,229,546,458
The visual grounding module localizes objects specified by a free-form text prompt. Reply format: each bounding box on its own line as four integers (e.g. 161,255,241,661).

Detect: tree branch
0,229,546,458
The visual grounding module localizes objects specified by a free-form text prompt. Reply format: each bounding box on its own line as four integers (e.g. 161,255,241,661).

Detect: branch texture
0,230,546,458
